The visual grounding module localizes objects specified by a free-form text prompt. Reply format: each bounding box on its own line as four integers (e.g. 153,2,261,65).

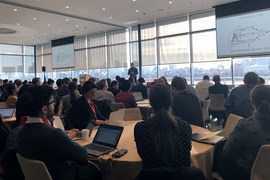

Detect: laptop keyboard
86,143,112,152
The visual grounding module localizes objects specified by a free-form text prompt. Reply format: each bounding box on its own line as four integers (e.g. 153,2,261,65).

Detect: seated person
93,79,115,103
17,86,102,180
69,81,107,130
133,77,148,99
108,80,120,97
134,83,192,169
171,76,204,127
4,83,18,108
214,85,270,180
115,80,137,108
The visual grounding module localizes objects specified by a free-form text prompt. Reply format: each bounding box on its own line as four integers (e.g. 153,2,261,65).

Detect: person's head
161,76,169,84
17,84,31,97
47,78,55,87
106,78,111,87
82,80,98,100
115,75,120,82
213,75,221,83
72,78,78,84
203,75,210,81
23,80,28,85
251,85,270,128
171,76,186,94
243,72,259,86
54,95,63,116
130,62,134,67
148,83,180,166
68,81,78,92
56,79,62,88
182,77,188,85
6,83,18,96
89,77,98,85
97,79,108,90
120,80,131,92
23,86,55,119
138,77,145,84
259,77,265,85
15,79,22,88
62,78,70,85
110,80,119,89
32,77,42,86
3,79,8,84
156,78,165,84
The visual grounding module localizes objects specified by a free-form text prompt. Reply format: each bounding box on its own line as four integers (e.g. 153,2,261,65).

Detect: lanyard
88,99,97,118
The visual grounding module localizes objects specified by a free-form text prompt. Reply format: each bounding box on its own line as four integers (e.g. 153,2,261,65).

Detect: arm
131,95,137,108
224,89,235,112
134,122,144,158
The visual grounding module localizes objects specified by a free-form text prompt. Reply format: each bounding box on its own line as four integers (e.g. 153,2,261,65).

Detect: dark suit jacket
69,96,106,130
172,92,204,127
208,83,229,98
133,84,148,99
56,85,69,97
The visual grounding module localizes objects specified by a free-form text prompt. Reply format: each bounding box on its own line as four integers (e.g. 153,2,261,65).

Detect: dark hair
3,79,8,84
97,79,106,90
213,75,221,82
251,85,270,128
120,80,131,91
203,75,210,80
32,77,41,85
161,76,170,87
110,80,118,88
23,86,54,117
171,76,186,90
115,75,120,82
54,95,62,115
244,72,258,86
15,79,22,87
56,79,62,88
48,78,55,85
68,82,78,104
138,77,145,83
4,83,16,100
23,80,28,85
106,78,111,87
62,78,70,85
259,77,265,85
82,81,97,94
17,84,31,97
148,83,180,166
72,78,78,83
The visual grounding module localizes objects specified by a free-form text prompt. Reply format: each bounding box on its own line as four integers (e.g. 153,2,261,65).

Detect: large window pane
142,40,156,66
132,23,155,41
24,56,35,73
0,44,22,55
88,47,106,69
89,69,107,79
87,34,106,47
0,55,23,72
142,65,157,82
192,31,217,62
23,46,34,55
43,44,51,54
131,42,139,66
158,63,190,83
108,67,129,79
74,37,86,49
159,35,189,64
192,61,231,85
43,55,53,72
74,50,87,70
108,44,128,68
157,17,188,36
107,30,127,45
191,11,215,31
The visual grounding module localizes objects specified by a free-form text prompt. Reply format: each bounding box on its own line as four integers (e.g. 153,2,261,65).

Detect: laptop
73,123,94,140
132,92,144,101
84,124,124,156
0,108,14,118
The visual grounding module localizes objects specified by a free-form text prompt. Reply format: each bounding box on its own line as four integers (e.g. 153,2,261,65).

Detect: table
2,117,16,132
76,121,214,180
137,99,152,118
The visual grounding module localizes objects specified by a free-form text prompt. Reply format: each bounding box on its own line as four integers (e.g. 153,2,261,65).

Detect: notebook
84,124,124,156
191,132,225,145
0,108,14,118
73,123,94,140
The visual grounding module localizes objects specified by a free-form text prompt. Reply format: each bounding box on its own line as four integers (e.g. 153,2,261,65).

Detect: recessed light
14,9,17,11
32,37,34,38
66,6,69,8
133,0,136,1
109,17,112,19
48,24,50,26
33,18,36,20
20,39,22,41
66,19,69,21
76,25,78,27
169,1,172,3
44,33,46,35
59,29,61,31
136,10,139,12
17,23,20,25
102,8,106,10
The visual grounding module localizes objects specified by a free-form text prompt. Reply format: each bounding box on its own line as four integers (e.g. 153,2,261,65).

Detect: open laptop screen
0,108,14,118
93,124,123,148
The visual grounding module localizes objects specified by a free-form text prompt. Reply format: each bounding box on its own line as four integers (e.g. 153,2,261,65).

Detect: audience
47,78,55,88
4,83,18,108
195,75,213,100
224,72,259,118
56,79,62,89
161,76,171,87
171,76,204,127
259,76,265,85
56,77,70,97
108,80,120,97
214,85,270,180
93,79,115,103
72,78,82,94
115,80,137,108
69,81,107,130
182,77,199,98
133,77,148,99
31,77,42,86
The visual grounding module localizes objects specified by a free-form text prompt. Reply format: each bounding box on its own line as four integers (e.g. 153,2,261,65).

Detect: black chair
135,167,206,180
93,100,113,119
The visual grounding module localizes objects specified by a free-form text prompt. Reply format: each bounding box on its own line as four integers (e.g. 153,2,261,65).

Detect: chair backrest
251,144,270,180
53,116,65,131
209,94,226,111
111,102,125,112
108,110,126,126
121,108,142,121
0,102,7,108
223,114,243,138
201,100,210,122
16,153,52,180
93,100,112,119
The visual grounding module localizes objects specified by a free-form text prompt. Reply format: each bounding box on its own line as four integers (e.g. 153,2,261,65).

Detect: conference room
1,0,270,179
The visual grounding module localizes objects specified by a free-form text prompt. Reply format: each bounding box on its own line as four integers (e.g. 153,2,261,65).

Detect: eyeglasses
44,99,56,106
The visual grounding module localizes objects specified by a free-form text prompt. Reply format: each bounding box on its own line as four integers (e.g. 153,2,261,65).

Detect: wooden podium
79,74,91,86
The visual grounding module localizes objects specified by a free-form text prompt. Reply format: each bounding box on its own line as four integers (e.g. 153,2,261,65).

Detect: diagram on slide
56,53,70,65
228,26,270,49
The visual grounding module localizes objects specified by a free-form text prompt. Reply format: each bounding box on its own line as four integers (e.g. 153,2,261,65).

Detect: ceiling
0,0,238,46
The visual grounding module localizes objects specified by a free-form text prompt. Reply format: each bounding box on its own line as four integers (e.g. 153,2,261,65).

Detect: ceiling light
33,18,36,20
66,6,69,8
59,29,61,31
102,8,106,10
133,0,136,1
66,19,69,21
169,1,172,3
76,25,78,27
20,39,22,41
32,37,34,38
109,17,112,19
44,33,46,35
14,9,17,11
17,23,20,25
136,10,139,12
48,24,50,26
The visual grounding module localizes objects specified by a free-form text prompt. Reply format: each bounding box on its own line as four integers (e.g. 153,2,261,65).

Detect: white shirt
195,80,213,100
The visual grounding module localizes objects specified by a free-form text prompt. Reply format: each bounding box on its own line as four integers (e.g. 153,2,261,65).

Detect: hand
66,129,79,138
95,120,108,125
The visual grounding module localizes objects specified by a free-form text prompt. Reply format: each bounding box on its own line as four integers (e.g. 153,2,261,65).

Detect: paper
199,130,222,140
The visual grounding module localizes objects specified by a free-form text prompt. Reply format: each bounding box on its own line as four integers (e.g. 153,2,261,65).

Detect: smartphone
112,149,128,158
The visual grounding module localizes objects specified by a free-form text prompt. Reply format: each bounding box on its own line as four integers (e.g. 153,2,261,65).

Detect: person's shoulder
175,117,191,129
134,120,148,131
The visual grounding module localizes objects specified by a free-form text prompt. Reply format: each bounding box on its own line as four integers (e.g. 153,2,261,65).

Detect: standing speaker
42,66,46,72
